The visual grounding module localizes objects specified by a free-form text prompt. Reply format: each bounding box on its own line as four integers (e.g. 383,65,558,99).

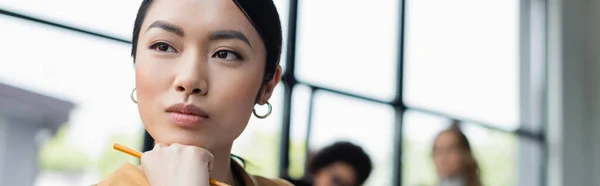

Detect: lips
165,103,209,127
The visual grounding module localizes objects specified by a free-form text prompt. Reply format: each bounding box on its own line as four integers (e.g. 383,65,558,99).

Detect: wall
518,0,547,185
1,118,38,186
0,83,74,185
592,0,600,184
0,118,6,185
547,0,600,185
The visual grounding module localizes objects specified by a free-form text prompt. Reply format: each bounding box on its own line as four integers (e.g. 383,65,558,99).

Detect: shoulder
96,163,149,186
251,175,295,186
232,160,294,186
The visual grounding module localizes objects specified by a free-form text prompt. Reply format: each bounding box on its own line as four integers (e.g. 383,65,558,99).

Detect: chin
152,130,215,149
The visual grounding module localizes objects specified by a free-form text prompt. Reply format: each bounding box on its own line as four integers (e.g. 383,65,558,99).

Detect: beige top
95,162,293,186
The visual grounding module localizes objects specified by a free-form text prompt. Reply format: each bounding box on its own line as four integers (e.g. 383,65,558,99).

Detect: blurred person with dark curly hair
288,141,372,186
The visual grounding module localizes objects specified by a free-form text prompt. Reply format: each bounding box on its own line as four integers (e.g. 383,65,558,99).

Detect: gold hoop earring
253,101,272,119
130,88,137,104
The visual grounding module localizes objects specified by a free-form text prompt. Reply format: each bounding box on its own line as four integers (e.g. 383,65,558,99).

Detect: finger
167,143,183,155
195,147,215,163
207,158,214,174
141,151,152,163
169,143,184,149
204,149,215,174
187,146,214,173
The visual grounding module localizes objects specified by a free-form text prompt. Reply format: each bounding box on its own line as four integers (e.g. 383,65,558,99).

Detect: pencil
113,143,230,186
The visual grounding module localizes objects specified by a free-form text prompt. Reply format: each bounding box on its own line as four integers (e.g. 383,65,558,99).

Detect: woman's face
313,162,357,186
433,132,465,178
134,0,280,151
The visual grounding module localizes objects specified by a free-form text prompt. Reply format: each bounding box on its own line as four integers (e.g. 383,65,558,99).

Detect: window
295,0,400,101
403,111,519,186
306,91,395,185
402,111,449,186
291,2,400,183
288,85,312,178
0,0,140,39
403,0,520,129
402,1,534,185
0,14,143,186
272,0,290,72
0,0,546,185
461,124,517,186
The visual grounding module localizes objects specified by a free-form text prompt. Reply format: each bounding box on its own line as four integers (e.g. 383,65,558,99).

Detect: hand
141,143,214,186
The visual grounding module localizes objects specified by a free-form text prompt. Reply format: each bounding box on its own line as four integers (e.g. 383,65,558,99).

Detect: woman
432,123,482,186
97,0,290,185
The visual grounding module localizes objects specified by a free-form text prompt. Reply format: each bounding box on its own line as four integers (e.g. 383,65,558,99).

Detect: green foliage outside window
38,127,91,172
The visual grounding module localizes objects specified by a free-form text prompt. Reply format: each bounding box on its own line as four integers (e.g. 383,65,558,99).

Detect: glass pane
231,86,284,178
462,124,518,186
0,15,144,186
273,0,289,72
403,110,518,186
288,85,312,178
309,91,395,185
0,0,290,48
402,111,450,186
0,0,141,39
518,136,542,186
403,0,520,129
295,0,399,101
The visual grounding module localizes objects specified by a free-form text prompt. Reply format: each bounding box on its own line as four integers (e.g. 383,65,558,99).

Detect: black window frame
0,1,547,185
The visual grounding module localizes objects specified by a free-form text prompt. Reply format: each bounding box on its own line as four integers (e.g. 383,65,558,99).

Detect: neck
210,144,236,185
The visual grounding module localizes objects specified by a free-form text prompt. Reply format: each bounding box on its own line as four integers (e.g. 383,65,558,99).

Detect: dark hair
131,0,283,84
433,121,482,186
309,141,373,185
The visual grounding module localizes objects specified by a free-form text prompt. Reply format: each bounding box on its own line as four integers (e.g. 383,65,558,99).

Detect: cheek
208,65,263,135
433,156,443,166
314,171,331,186
135,56,173,129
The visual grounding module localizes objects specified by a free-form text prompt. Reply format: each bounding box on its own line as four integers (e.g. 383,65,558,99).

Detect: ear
257,65,282,104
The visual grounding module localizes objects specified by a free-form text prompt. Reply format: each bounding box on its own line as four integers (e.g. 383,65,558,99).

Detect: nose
173,54,208,96
175,84,205,95
174,71,208,96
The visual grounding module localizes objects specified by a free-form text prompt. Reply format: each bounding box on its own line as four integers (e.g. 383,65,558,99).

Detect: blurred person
96,0,290,186
287,141,372,186
432,122,482,186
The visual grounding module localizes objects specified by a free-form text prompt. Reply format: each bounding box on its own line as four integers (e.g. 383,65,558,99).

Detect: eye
212,50,243,61
149,42,178,53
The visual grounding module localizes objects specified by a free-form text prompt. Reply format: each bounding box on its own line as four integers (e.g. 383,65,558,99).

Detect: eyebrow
146,20,185,37
209,30,252,48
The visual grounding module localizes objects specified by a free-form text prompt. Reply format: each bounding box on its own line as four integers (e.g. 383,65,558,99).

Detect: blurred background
0,0,598,186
